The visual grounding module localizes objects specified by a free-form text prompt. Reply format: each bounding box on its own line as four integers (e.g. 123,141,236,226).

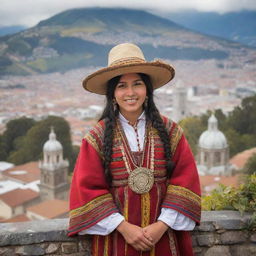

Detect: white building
197,114,232,176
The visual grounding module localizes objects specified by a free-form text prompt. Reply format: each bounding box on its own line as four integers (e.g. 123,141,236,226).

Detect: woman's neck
120,110,142,125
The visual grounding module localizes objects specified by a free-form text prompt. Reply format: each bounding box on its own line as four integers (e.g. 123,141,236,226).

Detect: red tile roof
26,199,69,219
200,174,241,195
2,161,40,184
230,147,256,169
0,188,39,207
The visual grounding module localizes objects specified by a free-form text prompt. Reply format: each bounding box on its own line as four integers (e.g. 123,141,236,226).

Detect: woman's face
114,73,147,119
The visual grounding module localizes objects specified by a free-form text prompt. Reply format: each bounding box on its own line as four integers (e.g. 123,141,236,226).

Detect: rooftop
0,188,39,207
230,147,256,170
2,161,40,184
26,199,69,219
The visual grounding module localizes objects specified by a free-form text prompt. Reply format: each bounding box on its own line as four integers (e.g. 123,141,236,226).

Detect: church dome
43,127,63,152
198,114,228,149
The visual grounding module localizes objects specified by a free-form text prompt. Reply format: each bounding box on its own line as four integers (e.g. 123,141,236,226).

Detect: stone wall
0,211,255,256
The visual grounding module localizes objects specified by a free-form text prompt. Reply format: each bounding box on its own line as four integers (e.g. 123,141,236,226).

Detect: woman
68,43,201,256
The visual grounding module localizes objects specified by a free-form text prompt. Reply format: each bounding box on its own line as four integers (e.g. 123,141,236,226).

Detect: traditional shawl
68,116,201,256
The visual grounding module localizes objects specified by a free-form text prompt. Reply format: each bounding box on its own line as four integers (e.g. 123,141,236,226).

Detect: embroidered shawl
68,116,201,256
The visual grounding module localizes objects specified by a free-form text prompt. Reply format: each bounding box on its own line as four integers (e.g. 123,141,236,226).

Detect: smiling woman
68,43,201,256
114,73,147,124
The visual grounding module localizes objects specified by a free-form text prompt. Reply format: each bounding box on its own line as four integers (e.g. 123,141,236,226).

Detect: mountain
0,8,253,76
0,26,26,36
164,10,256,47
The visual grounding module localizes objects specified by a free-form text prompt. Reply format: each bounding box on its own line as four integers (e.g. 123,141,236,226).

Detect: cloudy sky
1,0,256,27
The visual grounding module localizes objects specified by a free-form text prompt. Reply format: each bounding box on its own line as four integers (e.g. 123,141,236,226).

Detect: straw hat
83,43,175,95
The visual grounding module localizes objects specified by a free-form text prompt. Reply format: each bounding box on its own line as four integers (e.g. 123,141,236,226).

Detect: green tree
228,95,256,135
2,117,35,158
7,116,75,172
179,116,206,155
0,135,8,160
244,153,256,175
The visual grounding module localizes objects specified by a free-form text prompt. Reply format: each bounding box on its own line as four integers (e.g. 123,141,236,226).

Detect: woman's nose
126,85,135,95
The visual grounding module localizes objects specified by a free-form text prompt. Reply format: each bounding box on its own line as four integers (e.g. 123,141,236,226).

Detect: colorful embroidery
68,193,118,235
168,229,178,256
84,121,105,158
103,235,109,256
163,185,201,223
141,192,150,228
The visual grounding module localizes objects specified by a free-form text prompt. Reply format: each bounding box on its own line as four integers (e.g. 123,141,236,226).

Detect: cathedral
197,114,232,176
0,127,70,221
39,127,69,201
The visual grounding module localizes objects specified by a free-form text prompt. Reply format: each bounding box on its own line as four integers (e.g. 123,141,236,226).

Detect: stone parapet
0,211,255,255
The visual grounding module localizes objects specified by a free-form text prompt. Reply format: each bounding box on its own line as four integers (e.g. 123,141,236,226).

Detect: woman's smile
114,73,147,122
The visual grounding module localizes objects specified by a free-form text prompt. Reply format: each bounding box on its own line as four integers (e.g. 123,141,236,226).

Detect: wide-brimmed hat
82,43,175,95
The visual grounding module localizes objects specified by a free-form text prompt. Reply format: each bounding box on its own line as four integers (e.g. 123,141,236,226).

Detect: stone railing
0,211,255,255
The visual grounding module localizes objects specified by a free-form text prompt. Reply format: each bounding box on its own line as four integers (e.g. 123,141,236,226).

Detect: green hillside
0,7,239,76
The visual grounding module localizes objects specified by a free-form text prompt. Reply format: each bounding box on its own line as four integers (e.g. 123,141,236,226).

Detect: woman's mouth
125,98,137,103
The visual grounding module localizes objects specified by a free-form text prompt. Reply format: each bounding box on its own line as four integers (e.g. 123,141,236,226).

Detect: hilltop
0,7,254,76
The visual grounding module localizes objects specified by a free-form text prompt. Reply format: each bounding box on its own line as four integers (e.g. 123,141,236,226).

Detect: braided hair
99,73,175,184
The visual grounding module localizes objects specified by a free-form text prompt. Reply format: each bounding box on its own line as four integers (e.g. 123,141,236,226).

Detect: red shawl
68,117,201,256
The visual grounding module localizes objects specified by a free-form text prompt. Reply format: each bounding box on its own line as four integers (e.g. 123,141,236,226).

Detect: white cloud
0,0,256,27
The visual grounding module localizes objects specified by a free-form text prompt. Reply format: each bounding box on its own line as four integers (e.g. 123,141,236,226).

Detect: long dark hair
99,73,175,183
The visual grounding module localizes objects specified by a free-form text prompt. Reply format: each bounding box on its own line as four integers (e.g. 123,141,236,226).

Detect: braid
141,74,175,178
99,76,120,184
103,117,120,183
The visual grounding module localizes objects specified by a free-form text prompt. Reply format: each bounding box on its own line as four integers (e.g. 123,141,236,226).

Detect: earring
112,99,117,112
144,96,148,108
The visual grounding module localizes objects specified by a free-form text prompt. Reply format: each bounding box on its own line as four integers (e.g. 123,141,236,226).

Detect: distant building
39,127,69,201
26,199,69,220
197,114,232,176
172,80,188,122
0,128,70,222
0,188,40,219
230,147,256,171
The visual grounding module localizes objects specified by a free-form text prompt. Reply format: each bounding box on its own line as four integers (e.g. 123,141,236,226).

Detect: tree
179,116,206,155
0,135,8,160
228,94,256,135
244,153,256,175
2,117,35,159
7,116,75,171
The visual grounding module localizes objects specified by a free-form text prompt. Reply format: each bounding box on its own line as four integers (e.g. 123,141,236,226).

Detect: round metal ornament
128,167,154,194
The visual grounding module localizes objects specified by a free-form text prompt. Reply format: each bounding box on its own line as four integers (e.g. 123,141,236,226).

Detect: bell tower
39,127,69,201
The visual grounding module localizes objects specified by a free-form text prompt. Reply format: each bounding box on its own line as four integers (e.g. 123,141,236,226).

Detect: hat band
109,57,145,67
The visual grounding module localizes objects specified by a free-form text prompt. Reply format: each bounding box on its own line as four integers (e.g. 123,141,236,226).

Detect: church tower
172,80,187,122
39,127,69,201
197,114,230,176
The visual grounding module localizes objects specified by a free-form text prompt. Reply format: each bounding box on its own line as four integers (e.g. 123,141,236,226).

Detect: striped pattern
162,185,201,223
68,194,118,236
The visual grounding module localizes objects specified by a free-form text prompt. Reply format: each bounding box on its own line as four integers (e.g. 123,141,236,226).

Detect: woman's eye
117,83,125,88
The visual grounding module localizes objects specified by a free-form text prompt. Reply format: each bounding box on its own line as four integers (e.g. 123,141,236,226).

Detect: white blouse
79,112,195,235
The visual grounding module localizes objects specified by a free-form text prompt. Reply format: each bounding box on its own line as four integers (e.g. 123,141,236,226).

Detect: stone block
229,244,256,255
61,242,78,254
0,248,15,256
251,233,256,242
79,238,91,252
15,245,45,255
220,231,248,244
196,221,216,232
45,243,60,253
205,246,231,256
196,233,220,246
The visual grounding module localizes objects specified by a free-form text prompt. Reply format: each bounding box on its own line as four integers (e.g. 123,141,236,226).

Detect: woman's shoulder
84,119,106,144
160,115,183,133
